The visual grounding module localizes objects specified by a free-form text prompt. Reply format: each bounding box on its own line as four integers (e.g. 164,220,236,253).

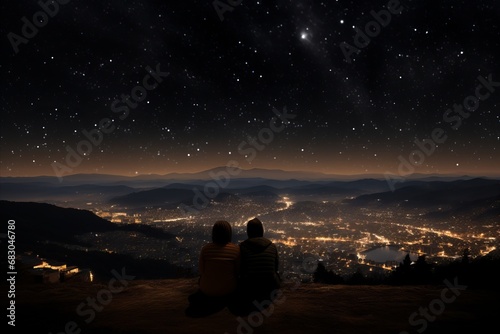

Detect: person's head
212,220,232,245
247,217,264,238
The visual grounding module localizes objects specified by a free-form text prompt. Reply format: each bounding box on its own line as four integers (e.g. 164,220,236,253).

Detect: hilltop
13,277,499,334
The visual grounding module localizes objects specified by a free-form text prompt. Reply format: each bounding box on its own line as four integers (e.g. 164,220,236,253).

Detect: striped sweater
198,242,240,296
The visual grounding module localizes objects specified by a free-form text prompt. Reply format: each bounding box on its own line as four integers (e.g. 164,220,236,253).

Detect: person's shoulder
266,239,278,251
266,237,277,244
262,237,276,246
223,243,240,258
201,242,215,251
225,242,240,251
239,239,252,251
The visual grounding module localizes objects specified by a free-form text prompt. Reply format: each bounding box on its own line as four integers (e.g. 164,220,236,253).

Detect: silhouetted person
186,220,240,317
236,217,281,314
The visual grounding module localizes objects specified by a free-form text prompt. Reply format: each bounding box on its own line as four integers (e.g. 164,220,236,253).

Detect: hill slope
0,200,174,245
14,278,499,334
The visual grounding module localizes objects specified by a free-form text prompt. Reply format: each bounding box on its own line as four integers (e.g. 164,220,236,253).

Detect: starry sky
1,0,499,178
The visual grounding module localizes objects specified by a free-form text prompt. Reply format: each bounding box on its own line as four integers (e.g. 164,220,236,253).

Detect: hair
247,217,264,238
212,220,232,245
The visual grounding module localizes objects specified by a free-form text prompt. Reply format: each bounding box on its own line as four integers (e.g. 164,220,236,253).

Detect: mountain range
2,166,496,186
1,169,498,220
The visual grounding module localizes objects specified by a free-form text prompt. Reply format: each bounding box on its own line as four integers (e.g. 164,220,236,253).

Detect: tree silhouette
313,261,343,284
402,253,412,269
414,254,432,284
462,248,471,265
389,253,413,285
346,268,366,285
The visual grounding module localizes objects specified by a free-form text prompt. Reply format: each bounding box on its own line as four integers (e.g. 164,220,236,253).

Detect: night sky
2,0,499,178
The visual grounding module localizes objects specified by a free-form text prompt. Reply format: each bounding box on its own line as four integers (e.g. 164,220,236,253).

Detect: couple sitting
186,218,281,317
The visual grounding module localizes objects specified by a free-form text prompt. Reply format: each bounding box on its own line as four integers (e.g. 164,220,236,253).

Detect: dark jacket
239,237,281,295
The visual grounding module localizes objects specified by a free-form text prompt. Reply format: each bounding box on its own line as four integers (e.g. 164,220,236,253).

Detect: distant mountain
346,178,500,208
0,168,334,186
108,181,357,209
109,184,286,210
212,192,242,203
0,200,173,246
163,182,203,190
0,173,137,185
282,186,356,200
224,178,320,189
423,194,500,221
238,190,281,199
4,168,496,187
0,182,135,203
1,200,115,242
0,200,183,281
230,185,280,194
326,179,395,193
3,170,498,208
162,167,336,181
109,188,195,207
108,177,500,210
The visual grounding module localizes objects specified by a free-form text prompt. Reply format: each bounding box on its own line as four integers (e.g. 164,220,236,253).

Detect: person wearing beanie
237,217,281,313
186,220,240,317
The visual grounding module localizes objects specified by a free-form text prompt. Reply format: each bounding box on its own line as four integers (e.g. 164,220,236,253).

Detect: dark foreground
11,277,499,334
